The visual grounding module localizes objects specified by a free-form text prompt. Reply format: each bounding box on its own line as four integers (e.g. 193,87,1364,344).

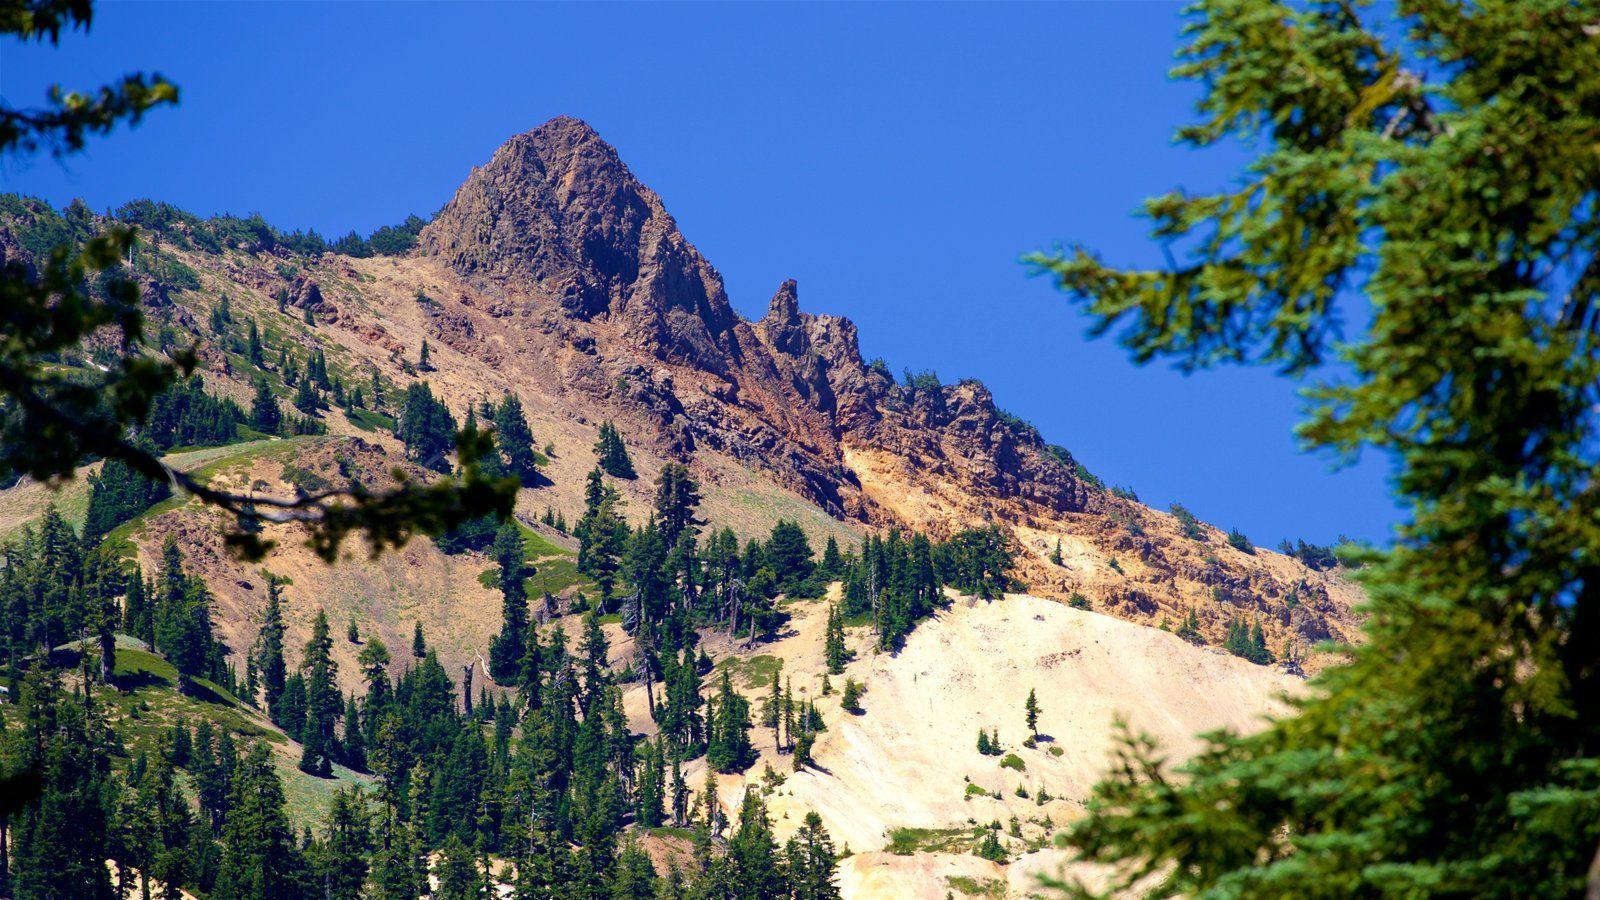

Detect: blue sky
2,2,1400,546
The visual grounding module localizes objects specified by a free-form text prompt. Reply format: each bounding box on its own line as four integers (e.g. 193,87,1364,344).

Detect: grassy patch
1000,753,1026,772
346,407,395,434
104,642,368,828
885,826,975,855
716,653,783,690
946,875,1005,898
1048,745,1064,757
965,783,991,799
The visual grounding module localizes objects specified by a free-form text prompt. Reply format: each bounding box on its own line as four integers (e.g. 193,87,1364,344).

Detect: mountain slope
0,116,1358,684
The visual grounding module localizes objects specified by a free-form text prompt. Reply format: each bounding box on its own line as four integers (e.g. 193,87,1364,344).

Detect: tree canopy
1031,1,1600,895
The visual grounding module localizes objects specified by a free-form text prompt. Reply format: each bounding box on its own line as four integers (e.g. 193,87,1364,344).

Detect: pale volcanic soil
621,588,1300,898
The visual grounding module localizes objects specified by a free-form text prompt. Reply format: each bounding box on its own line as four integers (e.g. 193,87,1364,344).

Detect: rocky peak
421,117,741,371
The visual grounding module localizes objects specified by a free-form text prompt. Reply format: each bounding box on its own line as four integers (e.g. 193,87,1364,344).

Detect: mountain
407,115,1359,651
0,117,1361,895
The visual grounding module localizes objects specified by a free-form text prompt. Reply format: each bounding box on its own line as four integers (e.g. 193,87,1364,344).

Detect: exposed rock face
0,114,1357,665
421,116,741,374
420,117,1094,530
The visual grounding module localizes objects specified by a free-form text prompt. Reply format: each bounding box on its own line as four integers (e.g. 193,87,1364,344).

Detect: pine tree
840,678,864,714
819,536,844,579
249,376,281,435
787,812,841,900
292,376,319,415
487,522,529,683
824,604,848,674
397,382,456,473
82,454,170,544
491,393,540,484
216,744,304,899
728,789,785,898
707,671,754,773
10,671,117,900
652,462,704,549
246,318,264,367
575,466,627,602
1024,688,1040,737
412,622,426,659
314,787,371,899
765,520,815,597
592,421,636,479
342,694,367,771
298,609,341,777
257,576,288,721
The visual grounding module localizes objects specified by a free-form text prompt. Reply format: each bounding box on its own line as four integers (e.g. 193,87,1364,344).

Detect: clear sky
2,2,1401,546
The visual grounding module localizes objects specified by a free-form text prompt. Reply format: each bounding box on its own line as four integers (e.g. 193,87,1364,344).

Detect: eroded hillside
0,116,1361,679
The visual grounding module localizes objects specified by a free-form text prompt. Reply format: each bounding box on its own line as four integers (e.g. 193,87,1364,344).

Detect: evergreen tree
823,604,848,674
786,812,841,900
728,789,785,899
652,462,704,549
397,382,456,473
1027,3,1600,893
154,537,222,693
246,318,264,367
487,521,528,683
82,453,171,544
575,466,627,602
765,520,815,597
412,622,426,659
313,788,371,900
592,421,636,479
707,671,754,773
257,576,288,721
249,376,282,435
341,694,367,771
10,672,117,900
1025,688,1040,737
491,393,540,484
278,673,307,742
298,609,341,776
840,678,863,714
291,376,320,415
216,744,304,899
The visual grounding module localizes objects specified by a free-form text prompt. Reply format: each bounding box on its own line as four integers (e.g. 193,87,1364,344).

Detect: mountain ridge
0,116,1361,671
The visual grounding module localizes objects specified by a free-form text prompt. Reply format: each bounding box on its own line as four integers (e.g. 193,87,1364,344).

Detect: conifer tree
256,576,288,717
10,671,117,900
82,454,170,544
652,462,704,549
412,622,426,660
217,744,304,898
575,466,627,602
840,678,863,714
249,376,282,435
824,604,848,674
314,787,371,900
1025,688,1040,738
820,536,843,579
592,421,636,479
708,671,754,773
728,789,785,898
247,318,264,367
298,609,341,776
487,521,528,683
787,812,841,900
491,393,540,484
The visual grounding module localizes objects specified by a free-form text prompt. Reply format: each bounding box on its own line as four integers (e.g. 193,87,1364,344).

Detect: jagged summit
421,116,740,369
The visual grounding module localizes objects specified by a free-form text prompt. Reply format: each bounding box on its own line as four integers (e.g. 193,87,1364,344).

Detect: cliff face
420,116,1096,525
